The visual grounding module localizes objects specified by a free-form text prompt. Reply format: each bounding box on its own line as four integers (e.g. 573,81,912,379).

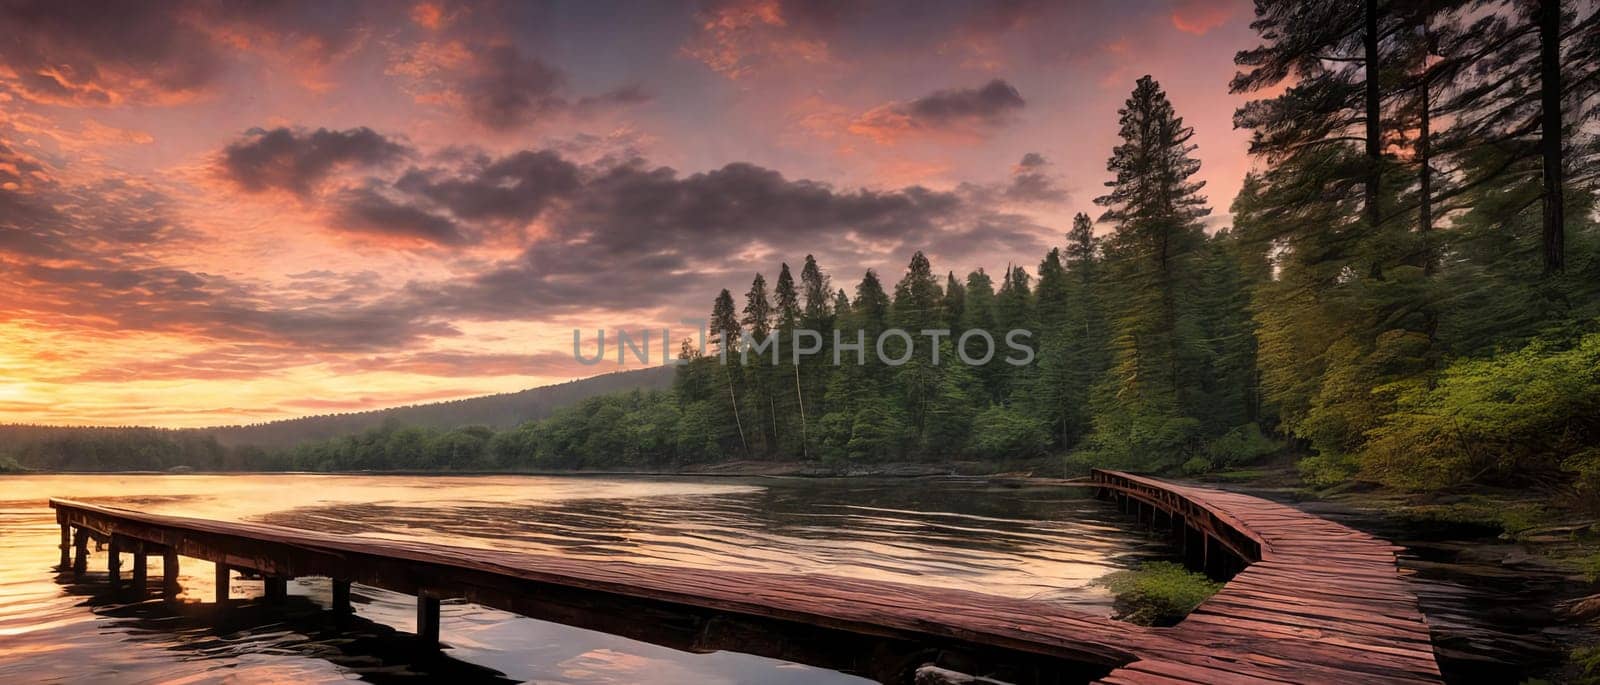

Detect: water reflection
0,474,1174,683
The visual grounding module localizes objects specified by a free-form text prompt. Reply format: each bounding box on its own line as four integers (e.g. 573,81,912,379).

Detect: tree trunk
1364,0,1383,233
1419,67,1434,274
1539,0,1565,273
724,366,749,458
793,364,809,460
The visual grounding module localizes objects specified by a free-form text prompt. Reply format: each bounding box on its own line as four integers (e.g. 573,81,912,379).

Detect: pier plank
49,469,1441,684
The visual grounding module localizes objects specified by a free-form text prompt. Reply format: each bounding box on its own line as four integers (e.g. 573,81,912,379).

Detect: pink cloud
1171,0,1234,36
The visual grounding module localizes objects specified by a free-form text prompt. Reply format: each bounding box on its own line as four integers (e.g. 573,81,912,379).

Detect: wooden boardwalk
1090,470,1443,684
49,471,1441,684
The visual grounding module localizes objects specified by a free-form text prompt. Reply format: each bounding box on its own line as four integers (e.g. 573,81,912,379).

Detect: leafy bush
1298,452,1359,488
1093,561,1222,626
1180,456,1213,475
1361,332,1600,491
1570,643,1600,684
968,405,1050,458
1204,423,1281,467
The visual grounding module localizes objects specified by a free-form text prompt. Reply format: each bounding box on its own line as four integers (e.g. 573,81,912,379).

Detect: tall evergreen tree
1089,75,1215,467
941,271,966,333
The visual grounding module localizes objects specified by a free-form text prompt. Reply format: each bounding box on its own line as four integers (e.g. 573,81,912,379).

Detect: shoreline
0,459,1080,481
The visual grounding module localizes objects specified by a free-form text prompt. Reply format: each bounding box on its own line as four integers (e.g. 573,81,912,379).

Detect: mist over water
0,474,1174,683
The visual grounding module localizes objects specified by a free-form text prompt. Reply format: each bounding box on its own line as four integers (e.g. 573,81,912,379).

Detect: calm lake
0,474,1174,684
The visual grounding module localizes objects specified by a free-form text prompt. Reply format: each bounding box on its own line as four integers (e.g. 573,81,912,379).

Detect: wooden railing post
107,536,122,592
58,524,71,570
131,542,148,597
163,550,180,600
417,594,440,645
72,527,88,576
332,579,352,613
265,576,288,603
215,563,230,606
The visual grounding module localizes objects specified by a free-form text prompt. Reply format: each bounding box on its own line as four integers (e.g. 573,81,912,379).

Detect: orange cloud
682,0,833,80
1171,0,1234,36
410,2,453,30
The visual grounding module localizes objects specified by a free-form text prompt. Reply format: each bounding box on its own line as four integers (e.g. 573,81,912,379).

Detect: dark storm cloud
462,45,568,130
401,154,1042,319
7,125,1049,357
330,186,465,245
905,79,1026,126
221,127,411,196
395,149,581,223
851,79,1026,143
458,45,652,131
564,160,962,251
1004,153,1067,203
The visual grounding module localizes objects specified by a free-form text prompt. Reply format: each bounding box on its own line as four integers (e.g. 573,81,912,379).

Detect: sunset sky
0,0,1260,427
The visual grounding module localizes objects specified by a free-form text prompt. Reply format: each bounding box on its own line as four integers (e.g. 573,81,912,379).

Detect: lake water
0,474,1174,684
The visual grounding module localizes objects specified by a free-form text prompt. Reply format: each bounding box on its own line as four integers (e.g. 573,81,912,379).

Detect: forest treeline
7,1,1600,501
0,367,671,470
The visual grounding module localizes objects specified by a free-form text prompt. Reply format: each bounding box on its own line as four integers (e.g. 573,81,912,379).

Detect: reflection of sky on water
0,474,1172,683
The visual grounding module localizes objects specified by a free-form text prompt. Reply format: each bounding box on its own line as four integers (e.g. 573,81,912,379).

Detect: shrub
969,405,1051,458
1093,561,1222,626
1298,452,1359,488
1204,423,1281,467
1361,332,1600,490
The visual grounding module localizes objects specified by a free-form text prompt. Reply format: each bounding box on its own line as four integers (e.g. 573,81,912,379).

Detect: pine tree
1089,75,1214,467
941,271,966,333
960,269,1001,402
801,255,832,323
1232,0,1398,240
708,289,748,457
742,274,775,455
891,252,946,451
743,274,773,340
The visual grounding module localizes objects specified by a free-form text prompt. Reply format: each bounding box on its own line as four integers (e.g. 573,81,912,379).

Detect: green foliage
1362,332,1600,492
968,405,1050,458
1205,423,1281,468
1093,561,1223,626
1567,643,1600,684
1578,551,1600,584
1298,453,1360,488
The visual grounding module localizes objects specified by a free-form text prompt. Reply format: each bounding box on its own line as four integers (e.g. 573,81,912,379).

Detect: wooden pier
49,470,1442,684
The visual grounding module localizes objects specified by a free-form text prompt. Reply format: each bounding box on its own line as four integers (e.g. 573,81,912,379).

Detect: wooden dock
49,470,1442,684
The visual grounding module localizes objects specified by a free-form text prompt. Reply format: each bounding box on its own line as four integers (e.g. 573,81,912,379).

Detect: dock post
1203,534,1222,578
107,536,122,592
58,524,71,569
72,528,88,576
264,576,288,603
215,563,230,606
162,550,180,600
332,580,352,613
131,543,148,597
417,594,440,645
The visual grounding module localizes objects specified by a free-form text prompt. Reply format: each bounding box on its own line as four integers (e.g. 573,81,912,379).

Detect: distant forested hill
204,366,674,448
0,366,673,470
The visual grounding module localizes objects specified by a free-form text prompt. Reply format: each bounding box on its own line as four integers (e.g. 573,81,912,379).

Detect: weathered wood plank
50,470,1442,685
1087,469,1441,685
